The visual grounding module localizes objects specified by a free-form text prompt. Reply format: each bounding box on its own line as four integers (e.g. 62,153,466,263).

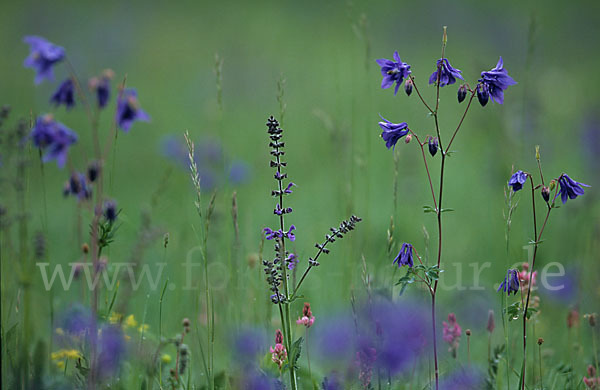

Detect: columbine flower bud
537,337,544,345
549,179,556,191
541,186,550,202
465,329,471,336
457,84,467,103
477,83,489,107
567,309,579,329
404,79,413,96
487,310,495,333
428,137,439,156
404,133,412,144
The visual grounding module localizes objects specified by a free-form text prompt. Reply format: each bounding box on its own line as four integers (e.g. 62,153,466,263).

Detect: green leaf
423,205,437,214
440,208,454,213
289,337,304,369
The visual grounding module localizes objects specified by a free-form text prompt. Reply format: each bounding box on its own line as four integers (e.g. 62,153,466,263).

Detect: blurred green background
1,0,599,387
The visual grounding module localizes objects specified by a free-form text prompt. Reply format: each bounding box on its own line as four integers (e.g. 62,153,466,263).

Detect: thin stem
538,343,543,389
446,90,476,152
291,236,332,300
408,130,437,211
408,75,434,114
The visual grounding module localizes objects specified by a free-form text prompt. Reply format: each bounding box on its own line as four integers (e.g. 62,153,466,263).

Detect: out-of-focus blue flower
556,174,589,204
30,115,78,168
479,57,517,104
68,172,92,200
89,70,113,108
60,305,93,335
229,160,251,185
498,269,520,295
322,372,343,390
23,36,65,84
233,328,267,365
393,243,414,268
440,367,485,390
116,88,150,132
379,116,409,150
375,51,411,95
50,79,75,109
508,170,528,192
103,200,117,222
429,58,463,87
97,325,125,378
243,370,281,390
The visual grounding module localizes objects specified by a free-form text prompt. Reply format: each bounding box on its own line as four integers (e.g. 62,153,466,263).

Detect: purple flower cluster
263,225,296,242
31,114,78,168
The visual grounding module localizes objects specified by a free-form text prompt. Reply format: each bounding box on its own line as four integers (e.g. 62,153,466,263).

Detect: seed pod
457,84,467,103
404,79,413,96
404,133,412,144
477,84,489,107
541,186,550,202
537,337,544,345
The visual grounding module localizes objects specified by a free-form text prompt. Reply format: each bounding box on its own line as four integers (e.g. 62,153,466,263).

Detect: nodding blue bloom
429,58,463,87
508,170,528,192
90,71,113,108
103,200,117,222
68,172,92,200
96,325,125,379
498,269,520,295
23,36,65,84
479,57,517,104
50,78,75,109
379,116,409,150
30,115,78,168
116,88,150,132
375,51,411,95
393,243,414,268
428,137,439,157
556,174,590,204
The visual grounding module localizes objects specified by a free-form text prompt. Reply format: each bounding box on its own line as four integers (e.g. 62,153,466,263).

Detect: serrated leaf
289,337,304,369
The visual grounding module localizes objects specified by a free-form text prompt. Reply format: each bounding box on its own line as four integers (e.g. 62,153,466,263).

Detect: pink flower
583,365,600,389
518,262,537,290
269,343,287,369
296,302,315,328
442,313,462,358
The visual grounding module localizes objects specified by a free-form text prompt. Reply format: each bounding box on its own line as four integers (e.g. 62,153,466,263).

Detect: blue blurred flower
429,58,463,87
393,243,414,268
60,305,93,335
322,372,344,390
556,174,589,204
498,269,520,295
375,51,411,95
97,325,125,378
232,328,267,364
508,170,528,192
440,367,485,389
379,116,409,150
50,78,76,109
229,160,251,185
89,71,112,109
30,115,78,168
23,36,65,84
68,172,92,200
116,88,150,132
103,200,117,222
479,57,517,104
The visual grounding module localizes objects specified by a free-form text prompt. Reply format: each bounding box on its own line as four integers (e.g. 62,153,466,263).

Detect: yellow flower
161,354,172,364
55,328,64,336
124,314,138,329
51,349,81,361
138,324,150,333
64,349,81,359
109,312,123,324
56,361,65,369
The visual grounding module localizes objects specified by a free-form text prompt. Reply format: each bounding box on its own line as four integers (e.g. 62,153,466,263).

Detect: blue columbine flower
429,58,463,87
103,200,118,222
479,57,517,104
30,115,78,168
556,174,590,204
89,72,112,109
23,36,65,84
68,172,92,200
393,243,414,268
379,116,409,150
508,170,528,192
498,269,519,295
116,88,150,132
376,51,411,95
50,78,76,109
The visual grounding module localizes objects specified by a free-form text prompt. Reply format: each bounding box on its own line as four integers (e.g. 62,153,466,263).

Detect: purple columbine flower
429,58,463,87
393,243,414,268
479,57,517,104
50,78,75,109
556,174,590,204
379,116,409,150
375,51,411,95
508,170,528,192
23,36,65,84
428,137,439,157
116,88,150,132
30,115,78,168
498,269,520,295
89,71,113,109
